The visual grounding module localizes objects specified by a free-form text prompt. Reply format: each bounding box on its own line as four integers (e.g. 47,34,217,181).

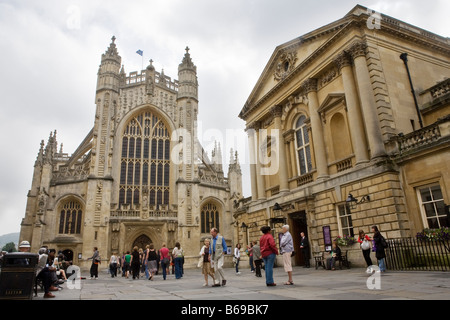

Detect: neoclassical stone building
237,5,449,267
20,38,243,268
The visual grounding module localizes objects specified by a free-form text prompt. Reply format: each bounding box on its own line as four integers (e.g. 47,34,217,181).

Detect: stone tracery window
294,115,312,176
119,111,170,208
201,203,220,234
58,200,82,234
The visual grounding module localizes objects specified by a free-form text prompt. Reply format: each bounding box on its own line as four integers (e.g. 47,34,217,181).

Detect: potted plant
334,235,356,247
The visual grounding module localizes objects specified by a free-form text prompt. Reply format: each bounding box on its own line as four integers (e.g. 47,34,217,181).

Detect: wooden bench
336,250,350,269
314,252,326,270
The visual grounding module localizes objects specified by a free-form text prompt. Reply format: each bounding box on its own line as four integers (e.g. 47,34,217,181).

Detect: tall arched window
294,115,312,176
201,203,220,234
119,111,170,208
59,200,82,234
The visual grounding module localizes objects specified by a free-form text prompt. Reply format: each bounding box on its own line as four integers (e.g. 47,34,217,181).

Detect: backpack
381,236,388,249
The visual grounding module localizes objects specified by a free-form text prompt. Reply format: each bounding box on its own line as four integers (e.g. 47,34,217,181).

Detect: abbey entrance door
289,211,309,266
132,235,153,250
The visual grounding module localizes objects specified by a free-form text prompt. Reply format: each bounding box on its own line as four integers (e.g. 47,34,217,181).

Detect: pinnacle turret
177,46,198,101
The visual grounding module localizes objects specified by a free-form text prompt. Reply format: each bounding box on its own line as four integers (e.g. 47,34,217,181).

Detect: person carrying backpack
372,226,388,273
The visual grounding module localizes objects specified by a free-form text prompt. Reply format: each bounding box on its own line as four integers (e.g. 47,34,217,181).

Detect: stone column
284,129,297,178
247,124,259,202
255,123,266,200
247,122,266,200
347,41,386,160
334,52,370,165
271,106,289,192
302,79,329,179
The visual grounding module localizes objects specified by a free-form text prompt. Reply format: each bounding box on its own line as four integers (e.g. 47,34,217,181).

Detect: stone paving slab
31,266,450,301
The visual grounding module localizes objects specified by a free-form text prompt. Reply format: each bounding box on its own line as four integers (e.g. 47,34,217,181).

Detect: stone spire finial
35,140,45,166
102,35,121,62
179,45,196,71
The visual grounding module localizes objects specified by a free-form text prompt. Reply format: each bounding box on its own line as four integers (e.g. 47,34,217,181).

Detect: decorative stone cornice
334,51,353,71
346,40,368,60
301,78,318,94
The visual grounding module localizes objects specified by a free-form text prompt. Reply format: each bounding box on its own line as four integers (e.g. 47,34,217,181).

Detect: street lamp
346,193,370,210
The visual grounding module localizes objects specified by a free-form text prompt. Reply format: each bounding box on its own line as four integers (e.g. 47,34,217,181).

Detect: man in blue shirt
210,228,227,287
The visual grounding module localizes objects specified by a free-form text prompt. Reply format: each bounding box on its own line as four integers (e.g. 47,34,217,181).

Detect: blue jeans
378,258,386,272
174,257,183,279
235,258,240,273
144,262,149,279
262,253,276,285
161,260,168,280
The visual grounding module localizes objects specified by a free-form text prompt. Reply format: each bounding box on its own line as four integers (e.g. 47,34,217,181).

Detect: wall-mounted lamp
346,193,370,210
240,222,257,232
273,202,294,213
274,203,283,212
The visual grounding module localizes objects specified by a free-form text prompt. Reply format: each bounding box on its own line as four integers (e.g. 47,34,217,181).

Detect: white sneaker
236,272,241,275
203,283,208,287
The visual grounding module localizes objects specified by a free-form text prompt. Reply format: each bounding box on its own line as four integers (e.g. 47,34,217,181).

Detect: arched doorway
289,211,309,266
62,249,74,262
132,234,153,250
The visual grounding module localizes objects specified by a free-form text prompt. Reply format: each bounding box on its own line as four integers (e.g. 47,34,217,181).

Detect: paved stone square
34,266,450,300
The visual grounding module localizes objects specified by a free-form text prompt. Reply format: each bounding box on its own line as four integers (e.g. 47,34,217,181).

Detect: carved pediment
317,93,347,123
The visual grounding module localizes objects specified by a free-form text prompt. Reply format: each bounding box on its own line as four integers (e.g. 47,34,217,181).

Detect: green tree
2,242,17,253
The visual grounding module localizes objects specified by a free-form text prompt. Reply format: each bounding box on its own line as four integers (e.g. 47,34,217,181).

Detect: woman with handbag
260,225,279,287
358,230,373,269
159,243,170,280
88,247,100,279
199,239,215,286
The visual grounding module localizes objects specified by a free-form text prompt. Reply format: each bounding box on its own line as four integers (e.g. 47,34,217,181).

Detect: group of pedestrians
87,242,185,281
85,224,388,287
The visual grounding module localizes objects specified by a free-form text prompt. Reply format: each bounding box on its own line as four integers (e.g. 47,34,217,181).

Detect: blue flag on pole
136,50,143,56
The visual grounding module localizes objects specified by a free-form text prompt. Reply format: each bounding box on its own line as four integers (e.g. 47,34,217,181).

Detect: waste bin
0,252,39,300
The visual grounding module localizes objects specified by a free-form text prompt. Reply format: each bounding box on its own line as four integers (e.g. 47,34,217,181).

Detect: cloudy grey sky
0,0,448,236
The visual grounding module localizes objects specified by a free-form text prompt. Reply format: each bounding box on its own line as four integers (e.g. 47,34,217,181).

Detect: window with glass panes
294,115,312,176
338,204,354,237
417,185,447,229
59,200,82,234
201,203,220,234
119,111,170,208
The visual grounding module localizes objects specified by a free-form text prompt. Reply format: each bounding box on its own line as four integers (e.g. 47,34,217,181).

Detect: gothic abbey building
20,38,243,267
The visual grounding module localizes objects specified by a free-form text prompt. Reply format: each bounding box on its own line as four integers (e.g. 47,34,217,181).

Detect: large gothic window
201,203,220,234
294,115,312,176
59,200,82,234
119,111,171,208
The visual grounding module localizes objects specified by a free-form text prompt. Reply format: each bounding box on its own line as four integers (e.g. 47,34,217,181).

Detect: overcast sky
0,0,448,236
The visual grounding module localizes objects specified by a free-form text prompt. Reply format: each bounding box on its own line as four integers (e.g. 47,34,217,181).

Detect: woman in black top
130,246,141,279
147,244,158,281
372,226,387,272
